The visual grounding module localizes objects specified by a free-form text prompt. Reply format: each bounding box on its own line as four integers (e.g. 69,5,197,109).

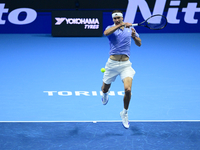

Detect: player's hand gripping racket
130,14,167,30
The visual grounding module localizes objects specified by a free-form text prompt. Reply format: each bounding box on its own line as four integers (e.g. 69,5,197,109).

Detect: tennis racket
131,14,167,30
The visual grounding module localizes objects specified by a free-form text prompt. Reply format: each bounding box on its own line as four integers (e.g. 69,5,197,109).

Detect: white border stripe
0,120,200,123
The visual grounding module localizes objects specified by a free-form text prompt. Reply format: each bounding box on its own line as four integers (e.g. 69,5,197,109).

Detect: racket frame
131,14,167,30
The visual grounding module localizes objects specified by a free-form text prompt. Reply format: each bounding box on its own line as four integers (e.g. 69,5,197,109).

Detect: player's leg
101,82,111,105
120,77,133,129
119,60,135,129
123,77,132,110
101,58,118,105
101,82,111,93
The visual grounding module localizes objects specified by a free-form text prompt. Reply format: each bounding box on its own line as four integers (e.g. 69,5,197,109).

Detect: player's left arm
131,28,141,47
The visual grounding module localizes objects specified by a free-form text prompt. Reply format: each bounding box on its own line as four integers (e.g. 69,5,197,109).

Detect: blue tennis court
0,33,200,149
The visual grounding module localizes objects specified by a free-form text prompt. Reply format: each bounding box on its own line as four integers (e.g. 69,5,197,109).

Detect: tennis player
101,10,141,129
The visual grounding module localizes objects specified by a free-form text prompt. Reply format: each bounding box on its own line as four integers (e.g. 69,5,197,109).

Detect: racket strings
146,15,167,30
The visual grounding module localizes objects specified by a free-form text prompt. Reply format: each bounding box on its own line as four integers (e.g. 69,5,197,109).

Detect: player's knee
101,87,109,93
101,83,111,93
125,87,131,97
125,87,131,95
102,89,109,93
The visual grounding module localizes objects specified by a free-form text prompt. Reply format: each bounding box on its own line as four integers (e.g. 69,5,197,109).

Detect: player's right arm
104,24,122,36
104,23,132,36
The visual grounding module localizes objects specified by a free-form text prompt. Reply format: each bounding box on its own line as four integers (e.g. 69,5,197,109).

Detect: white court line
0,120,200,123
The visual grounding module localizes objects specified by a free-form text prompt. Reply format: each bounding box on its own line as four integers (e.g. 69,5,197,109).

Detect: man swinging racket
101,10,141,129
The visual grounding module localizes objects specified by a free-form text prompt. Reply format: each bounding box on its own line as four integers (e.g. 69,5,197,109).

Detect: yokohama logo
55,18,100,29
55,18,99,25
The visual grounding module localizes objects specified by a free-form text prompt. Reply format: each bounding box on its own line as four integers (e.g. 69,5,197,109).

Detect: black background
2,0,199,12
1,0,128,11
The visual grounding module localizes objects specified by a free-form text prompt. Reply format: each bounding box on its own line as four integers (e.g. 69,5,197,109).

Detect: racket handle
124,23,138,27
132,23,138,27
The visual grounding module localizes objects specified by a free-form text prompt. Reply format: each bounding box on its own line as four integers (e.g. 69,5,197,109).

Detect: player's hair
112,10,123,14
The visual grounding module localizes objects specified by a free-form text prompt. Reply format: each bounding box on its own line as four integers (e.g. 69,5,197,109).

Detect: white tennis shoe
102,92,109,105
120,111,130,129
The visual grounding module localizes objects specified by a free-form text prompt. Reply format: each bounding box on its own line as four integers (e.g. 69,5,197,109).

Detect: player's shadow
130,126,145,136
67,127,123,138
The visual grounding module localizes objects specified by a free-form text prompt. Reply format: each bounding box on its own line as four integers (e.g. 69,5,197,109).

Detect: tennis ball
101,68,106,73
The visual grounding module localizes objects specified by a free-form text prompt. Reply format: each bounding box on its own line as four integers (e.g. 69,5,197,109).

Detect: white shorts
103,58,136,84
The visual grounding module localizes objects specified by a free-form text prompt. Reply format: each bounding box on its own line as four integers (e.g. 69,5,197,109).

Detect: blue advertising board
0,0,200,34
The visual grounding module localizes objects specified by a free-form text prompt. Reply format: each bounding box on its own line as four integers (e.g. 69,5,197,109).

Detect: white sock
123,108,128,114
103,92,108,96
